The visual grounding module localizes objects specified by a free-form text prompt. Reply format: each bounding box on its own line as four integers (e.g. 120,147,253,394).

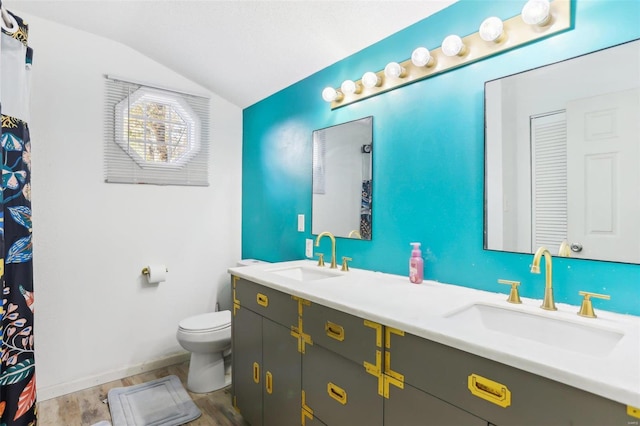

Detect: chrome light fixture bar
324,0,571,109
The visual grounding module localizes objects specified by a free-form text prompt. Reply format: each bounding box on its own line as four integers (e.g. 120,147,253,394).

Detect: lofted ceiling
7,0,458,108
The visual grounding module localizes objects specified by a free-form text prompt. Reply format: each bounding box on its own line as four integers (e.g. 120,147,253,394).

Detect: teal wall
242,0,640,316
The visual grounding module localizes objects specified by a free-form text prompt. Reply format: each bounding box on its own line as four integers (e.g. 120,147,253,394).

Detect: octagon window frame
114,87,201,169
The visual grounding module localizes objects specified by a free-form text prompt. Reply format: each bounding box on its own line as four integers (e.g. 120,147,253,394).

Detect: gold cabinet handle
498,279,522,304
325,321,345,341
577,291,610,318
468,373,511,408
257,293,269,307
265,371,273,394
327,382,347,405
253,362,260,384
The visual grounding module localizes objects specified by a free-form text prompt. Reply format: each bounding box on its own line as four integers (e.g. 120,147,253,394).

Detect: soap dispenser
409,242,424,284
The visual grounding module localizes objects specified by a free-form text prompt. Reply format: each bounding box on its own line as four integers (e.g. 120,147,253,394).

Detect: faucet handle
498,279,522,304
577,291,610,318
316,253,325,267
341,257,352,271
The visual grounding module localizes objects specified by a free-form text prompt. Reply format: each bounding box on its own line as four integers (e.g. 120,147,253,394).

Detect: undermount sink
445,303,624,357
266,266,342,282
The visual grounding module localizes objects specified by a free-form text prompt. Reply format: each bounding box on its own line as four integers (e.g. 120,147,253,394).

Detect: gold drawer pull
327,382,347,405
325,321,345,341
253,362,260,384
468,373,511,408
257,293,269,307
265,371,273,394
628,405,640,419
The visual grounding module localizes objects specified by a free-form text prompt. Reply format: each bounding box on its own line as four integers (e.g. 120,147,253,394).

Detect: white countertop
228,259,640,407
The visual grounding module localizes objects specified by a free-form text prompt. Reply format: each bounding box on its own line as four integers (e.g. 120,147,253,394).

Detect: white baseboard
37,352,191,401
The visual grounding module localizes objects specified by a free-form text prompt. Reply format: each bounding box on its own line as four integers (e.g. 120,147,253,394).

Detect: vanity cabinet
388,330,632,426
232,277,300,426
232,275,635,426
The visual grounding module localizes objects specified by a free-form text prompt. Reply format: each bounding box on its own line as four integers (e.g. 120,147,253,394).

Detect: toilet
176,259,265,393
176,310,231,393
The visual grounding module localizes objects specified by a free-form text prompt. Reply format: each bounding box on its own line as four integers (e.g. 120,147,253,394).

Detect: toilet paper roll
144,264,168,284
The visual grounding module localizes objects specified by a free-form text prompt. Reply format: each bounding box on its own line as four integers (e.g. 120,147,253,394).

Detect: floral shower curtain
0,6,36,426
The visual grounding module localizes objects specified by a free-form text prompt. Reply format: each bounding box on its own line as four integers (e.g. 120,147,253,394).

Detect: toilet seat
178,311,231,333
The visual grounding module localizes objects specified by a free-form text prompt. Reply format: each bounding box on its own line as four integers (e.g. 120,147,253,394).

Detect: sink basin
445,303,624,357
266,266,342,282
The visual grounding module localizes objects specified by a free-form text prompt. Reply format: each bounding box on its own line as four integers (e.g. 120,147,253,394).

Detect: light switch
298,214,305,232
305,239,313,258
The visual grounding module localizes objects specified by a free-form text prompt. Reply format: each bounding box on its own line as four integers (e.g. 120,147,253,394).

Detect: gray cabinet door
233,306,263,426
385,382,486,426
263,317,301,426
303,342,383,426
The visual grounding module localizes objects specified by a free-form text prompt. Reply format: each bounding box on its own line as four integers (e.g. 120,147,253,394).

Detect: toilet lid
179,310,231,332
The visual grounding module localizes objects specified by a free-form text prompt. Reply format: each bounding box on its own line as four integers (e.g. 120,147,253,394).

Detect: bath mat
107,375,201,426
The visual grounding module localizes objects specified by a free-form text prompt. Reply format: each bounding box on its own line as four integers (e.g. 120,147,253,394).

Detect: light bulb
479,16,504,42
384,62,406,79
521,0,551,26
321,87,343,102
411,47,434,67
340,79,361,95
442,35,466,57
362,71,381,88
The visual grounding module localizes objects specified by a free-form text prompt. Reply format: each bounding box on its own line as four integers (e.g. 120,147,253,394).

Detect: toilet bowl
176,310,231,393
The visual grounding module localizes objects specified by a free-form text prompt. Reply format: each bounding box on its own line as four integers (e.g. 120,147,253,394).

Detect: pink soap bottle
409,242,424,284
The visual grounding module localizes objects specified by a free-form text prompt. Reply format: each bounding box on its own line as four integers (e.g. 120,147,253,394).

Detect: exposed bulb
384,62,406,79
340,79,362,95
411,47,434,67
479,16,504,42
521,0,551,26
362,71,381,88
441,34,466,57
321,87,343,102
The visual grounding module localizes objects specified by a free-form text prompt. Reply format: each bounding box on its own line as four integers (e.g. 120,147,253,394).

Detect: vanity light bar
324,0,571,110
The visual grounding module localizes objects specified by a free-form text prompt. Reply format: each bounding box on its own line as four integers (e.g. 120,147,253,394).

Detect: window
105,77,210,186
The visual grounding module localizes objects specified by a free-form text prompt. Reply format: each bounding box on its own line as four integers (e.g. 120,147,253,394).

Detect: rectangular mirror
312,116,373,240
485,39,640,263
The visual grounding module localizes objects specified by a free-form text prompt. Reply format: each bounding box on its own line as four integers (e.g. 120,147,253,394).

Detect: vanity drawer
304,302,380,367
384,382,486,426
233,277,298,327
389,331,631,426
302,342,383,426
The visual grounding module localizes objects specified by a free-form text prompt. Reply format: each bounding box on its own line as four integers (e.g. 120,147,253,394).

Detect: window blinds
104,76,210,186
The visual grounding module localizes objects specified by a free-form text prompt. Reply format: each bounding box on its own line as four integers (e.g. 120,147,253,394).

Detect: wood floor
37,361,248,426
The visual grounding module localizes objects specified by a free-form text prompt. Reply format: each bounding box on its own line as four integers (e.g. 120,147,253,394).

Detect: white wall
17,13,242,400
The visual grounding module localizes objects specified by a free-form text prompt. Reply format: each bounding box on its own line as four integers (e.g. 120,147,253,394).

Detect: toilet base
186,350,227,393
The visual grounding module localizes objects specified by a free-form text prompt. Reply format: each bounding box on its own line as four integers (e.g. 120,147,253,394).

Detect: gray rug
107,375,201,426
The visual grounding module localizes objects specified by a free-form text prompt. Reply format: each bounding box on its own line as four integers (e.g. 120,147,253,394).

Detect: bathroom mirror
312,116,373,240
485,39,640,264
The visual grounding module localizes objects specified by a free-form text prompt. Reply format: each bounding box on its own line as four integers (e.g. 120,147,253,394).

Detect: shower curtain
0,6,37,426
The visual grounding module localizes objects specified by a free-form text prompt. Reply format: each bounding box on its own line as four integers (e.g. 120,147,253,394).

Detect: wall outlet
298,214,305,232
305,239,313,258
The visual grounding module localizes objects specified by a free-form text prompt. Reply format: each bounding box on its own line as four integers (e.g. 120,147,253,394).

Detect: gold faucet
530,246,557,311
315,231,337,269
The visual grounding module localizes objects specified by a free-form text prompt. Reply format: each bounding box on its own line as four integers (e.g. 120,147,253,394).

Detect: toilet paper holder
141,266,169,276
